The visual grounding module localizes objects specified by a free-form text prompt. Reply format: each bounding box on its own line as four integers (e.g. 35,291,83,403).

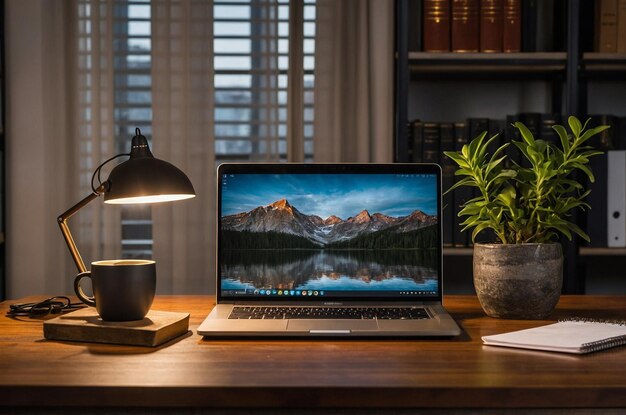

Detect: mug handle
74,271,96,307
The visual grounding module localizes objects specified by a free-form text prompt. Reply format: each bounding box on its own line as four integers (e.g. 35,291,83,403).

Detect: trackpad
287,320,379,332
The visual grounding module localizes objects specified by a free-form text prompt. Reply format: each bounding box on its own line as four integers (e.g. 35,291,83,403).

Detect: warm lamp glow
104,194,195,204
58,128,195,274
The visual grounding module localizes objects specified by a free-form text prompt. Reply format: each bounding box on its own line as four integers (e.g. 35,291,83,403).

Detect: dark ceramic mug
74,259,156,321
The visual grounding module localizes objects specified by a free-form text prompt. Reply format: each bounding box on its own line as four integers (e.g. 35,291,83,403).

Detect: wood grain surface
0,295,625,409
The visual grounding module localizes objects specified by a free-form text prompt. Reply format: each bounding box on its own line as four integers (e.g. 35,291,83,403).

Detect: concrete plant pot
473,243,563,319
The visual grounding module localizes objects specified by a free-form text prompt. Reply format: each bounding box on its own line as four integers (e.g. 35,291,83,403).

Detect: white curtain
151,0,216,294
5,0,120,298
313,0,394,163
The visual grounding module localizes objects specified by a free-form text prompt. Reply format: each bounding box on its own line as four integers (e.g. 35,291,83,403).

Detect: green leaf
443,177,474,195
471,221,495,242
444,151,470,168
553,125,570,153
578,125,611,145
468,131,488,161
514,121,536,146
568,116,582,137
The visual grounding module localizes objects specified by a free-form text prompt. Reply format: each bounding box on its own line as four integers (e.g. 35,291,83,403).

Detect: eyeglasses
7,296,85,317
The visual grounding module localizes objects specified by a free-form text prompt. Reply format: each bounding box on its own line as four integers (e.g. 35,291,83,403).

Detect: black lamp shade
104,157,195,204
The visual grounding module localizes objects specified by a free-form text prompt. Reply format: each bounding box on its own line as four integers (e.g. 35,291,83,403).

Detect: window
77,0,315,258
213,0,315,160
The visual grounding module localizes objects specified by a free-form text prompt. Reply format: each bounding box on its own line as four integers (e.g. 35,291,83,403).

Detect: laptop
198,163,461,337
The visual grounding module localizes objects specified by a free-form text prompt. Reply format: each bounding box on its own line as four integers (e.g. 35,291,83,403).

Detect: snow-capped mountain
222,199,437,245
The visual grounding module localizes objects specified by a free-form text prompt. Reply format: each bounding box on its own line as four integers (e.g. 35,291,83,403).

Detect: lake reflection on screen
220,249,438,293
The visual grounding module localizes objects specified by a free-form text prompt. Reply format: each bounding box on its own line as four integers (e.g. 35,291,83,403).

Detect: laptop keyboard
228,306,430,320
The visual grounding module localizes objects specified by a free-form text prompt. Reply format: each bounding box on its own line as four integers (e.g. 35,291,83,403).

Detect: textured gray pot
473,243,563,319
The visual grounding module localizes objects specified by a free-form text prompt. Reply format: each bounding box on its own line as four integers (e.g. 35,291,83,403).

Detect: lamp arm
57,181,110,273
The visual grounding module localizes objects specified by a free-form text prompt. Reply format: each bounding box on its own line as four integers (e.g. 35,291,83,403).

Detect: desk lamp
58,128,195,273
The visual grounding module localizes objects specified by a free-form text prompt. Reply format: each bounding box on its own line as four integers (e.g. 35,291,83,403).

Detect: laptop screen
217,164,442,302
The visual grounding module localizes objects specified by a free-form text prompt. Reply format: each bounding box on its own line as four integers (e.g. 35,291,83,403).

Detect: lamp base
43,308,189,347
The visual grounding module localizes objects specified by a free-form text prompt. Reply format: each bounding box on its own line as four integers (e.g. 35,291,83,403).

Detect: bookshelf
394,0,626,294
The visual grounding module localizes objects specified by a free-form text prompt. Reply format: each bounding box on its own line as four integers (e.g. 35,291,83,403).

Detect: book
453,121,471,247
587,152,609,247
596,0,618,52
409,0,423,52
539,113,562,145
411,120,424,162
480,0,504,52
43,308,190,347
618,0,626,53
502,0,522,52
424,0,451,52
482,318,626,354
586,115,618,248
535,0,554,51
422,122,441,163
505,113,522,166
521,0,537,52
440,122,456,247
452,0,480,52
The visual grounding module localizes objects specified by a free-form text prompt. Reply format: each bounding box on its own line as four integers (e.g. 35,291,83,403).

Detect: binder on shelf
424,0,451,52
607,150,626,247
452,0,480,52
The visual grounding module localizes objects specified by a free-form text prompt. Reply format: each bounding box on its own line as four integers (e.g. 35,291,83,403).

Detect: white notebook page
482,320,626,354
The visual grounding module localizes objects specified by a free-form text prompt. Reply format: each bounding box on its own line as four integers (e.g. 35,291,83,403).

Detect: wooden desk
0,295,625,411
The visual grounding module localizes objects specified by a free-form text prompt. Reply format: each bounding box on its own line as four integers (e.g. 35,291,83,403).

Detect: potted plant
444,116,609,319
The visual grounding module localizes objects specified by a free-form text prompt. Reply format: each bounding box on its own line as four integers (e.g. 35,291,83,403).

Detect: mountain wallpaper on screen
221,199,438,249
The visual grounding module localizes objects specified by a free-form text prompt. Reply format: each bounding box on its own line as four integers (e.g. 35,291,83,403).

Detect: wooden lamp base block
43,308,190,347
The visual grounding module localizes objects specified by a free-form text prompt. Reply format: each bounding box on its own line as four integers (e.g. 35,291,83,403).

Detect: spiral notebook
482,318,626,354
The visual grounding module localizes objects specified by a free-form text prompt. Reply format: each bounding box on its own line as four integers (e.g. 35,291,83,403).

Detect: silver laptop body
198,163,461,337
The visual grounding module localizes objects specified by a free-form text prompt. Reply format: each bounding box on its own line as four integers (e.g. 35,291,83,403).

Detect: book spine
409,0,424,52
440,122,456,247
540,113,562,146
535,0,554,51
480,0,504,52
412,120,424,162
502,0,522,52
618,0,626,53
587,153,609,247
587,115,618,247
453,122,470,247
424,0,451,52
422,122,441,163
521,0,537,52
452,0,480,52
596,0,618,52
505,114,522,167
407,120,415,161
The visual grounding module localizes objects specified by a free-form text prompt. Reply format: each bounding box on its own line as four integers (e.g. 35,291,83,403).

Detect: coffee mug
74,259,156,321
